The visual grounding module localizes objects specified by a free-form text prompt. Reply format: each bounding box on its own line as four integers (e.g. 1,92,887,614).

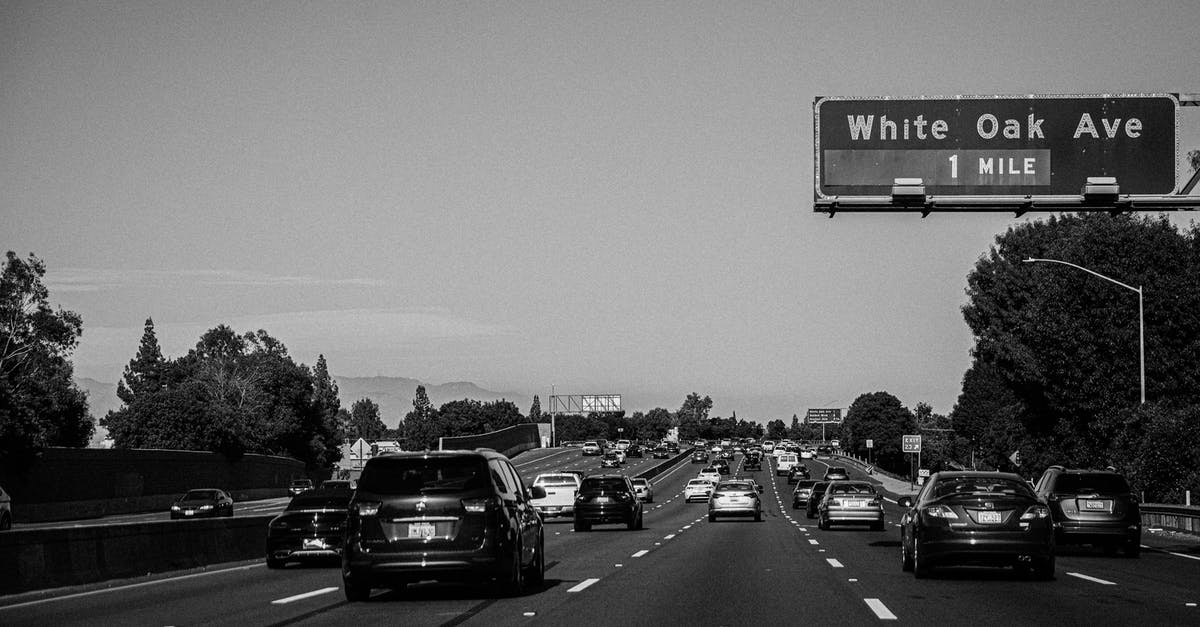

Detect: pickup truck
530,473,582,520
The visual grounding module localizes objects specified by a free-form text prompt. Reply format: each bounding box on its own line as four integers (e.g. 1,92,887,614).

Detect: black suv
1034,466,1141,557
573,474,643,531
787,464,811,483
743,454,762,471
342,450,547,600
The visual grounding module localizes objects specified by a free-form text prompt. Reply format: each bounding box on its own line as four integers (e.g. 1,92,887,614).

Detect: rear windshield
1051,473,1130,494
581,478,628,492
828,483,874,495
287,493,351,511
933,476,1035,499
183,490,220,501
535,476,579,487
828,467,847,474
357,457,488,495
716,482,753,491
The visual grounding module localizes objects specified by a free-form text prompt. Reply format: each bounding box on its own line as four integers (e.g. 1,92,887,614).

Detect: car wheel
343,575,371,602
523,534,545,586
500,541,526,597
806,509,814,519
708,512,717,522
266,554,285,569
0,514,10,530
1124,540,1141,558
912,537,931,579
901,534,914,572
818,516,828,530
574,519,590,532
871,521,885,532
1032,555,1055,580
754,511,762,522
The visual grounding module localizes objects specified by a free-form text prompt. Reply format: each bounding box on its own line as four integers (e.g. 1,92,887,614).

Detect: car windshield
717,482,753,491
829,467,847,474
357,457,488,495
933,477,1035,499
286,493,351,511
687,480,710,487
795,480,817,490
1051,474,1130,493
183,490,219,501
581,478,628,492
829,483,874,495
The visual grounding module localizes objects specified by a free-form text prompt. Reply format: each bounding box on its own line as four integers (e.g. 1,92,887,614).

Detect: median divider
636,448,694,481
0,515,274,596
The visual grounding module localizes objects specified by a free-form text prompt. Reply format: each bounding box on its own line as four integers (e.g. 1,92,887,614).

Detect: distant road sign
902,434,922,453
815,94,1178,200
806,408,843,423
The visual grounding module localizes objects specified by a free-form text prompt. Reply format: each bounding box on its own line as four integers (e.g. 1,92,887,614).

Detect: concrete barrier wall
439,424,541,459
0,515,274,596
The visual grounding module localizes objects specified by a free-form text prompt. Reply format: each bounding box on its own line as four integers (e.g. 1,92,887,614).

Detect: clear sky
4,1,1198,421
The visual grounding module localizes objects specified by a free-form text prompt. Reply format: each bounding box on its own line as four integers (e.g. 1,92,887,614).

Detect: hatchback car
582,441,602,456
267,488,353,568
791,479,818,510
652,447,671,459
289,479,314,496
600,452,623,468
743,454,763,471
822,466,849,481
697,467,722,483
1034,466,1141,557
711,458,731,475
631,477,654,502
708,480,762,522
691,450,709,464
788,465,811,483
898,471,1054,579
574,475,643,531
170,489,234,519
817,481,885,531
342,450,546,600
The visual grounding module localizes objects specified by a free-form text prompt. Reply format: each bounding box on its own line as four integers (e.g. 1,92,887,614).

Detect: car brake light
354,501,381,516
1020,505,1050,520
462,497,496,513
924,505,959,519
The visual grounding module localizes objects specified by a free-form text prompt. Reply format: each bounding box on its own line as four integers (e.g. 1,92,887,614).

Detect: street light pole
1023,257,1145,404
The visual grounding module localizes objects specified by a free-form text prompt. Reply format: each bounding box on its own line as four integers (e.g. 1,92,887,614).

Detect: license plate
184,510,194,516
408,522,436,539
846,500,864,508
1084,500,1111,511
303,538,327,550
978,511,1002,524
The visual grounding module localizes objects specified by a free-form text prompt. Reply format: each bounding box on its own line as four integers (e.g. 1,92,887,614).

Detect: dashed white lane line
827,558,844,568
632,550,649,558
272,587,339,605
663,534,676,540
568,578,600,592
1067,572,1117,585
864,598,898,620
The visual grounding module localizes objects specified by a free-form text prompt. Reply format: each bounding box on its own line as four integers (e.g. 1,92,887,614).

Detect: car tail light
462,497,497,513
354,501,382,517
1020,505,1050,520
924,505,959,519
868,496,882,507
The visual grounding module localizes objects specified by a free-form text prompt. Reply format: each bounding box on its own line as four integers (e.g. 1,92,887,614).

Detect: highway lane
3,450,1199,625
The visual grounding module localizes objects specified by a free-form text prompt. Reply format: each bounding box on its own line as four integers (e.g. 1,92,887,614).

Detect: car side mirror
897,496,914,508
757,485,764,493
529,486,547,500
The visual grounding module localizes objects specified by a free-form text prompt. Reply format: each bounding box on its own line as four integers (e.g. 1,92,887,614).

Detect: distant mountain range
75,375,531,431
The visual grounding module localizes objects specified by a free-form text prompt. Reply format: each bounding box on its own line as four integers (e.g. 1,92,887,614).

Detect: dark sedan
600,452,622,468
652,447,671,459
805,481,829,519
899,471,1054,579
170,489,234,519
267,489,353,568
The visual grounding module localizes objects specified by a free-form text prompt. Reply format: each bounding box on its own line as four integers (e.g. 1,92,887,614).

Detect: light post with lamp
1022,257,1145,404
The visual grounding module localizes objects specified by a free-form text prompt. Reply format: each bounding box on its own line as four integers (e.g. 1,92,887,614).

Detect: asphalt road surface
2,449,1199,626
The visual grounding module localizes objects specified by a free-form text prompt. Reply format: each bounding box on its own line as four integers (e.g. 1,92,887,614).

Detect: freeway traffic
2,448,1198,626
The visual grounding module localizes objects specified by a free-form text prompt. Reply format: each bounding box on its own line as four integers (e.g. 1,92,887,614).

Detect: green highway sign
815,94,1178,200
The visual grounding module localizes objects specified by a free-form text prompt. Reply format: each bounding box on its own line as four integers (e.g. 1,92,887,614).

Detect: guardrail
1141,503,1200,535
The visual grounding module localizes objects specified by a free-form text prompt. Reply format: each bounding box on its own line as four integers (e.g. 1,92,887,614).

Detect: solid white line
1067,572,1117,585
632,550,649,558
827,558,844,568
1167,550,1200,561
567,578,600,593
0,563,263,611
864,598,898,620
271,587,339,605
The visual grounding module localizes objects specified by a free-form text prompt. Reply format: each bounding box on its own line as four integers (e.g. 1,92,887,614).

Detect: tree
842,392,914,476
401,384,441,450
528,395,542,423
347,398,386,440
676,393,712,441
0,252,93,465
765,419,787,440
116,318,165,405
639,407,674,441
309,355,344,465
960,213,1200,474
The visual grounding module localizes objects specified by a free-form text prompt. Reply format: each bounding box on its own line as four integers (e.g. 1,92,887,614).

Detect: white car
697,467,722,483
631,477,654,502
800,449,815,459
582,441,601,456
615,439,631,451
530,473,582,519
685,479,715,502
775,452,799,476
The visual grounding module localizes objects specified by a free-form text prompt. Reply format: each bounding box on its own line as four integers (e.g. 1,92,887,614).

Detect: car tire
523,535,545,586
912,538,932,579
901,536,914,572
574,519,590,532
1032,555,1055,580
1124,540,1141,558
266,554,285,569
791,502,799,510
343,575,371,602
708,512,717,522
0,514,10,530
818,516,829,530
871,521,885,532
806,509,814,519
754,511,762,522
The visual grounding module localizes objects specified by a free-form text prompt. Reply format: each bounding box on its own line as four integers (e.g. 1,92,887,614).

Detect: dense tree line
396,384,527,450
102,322,344,468
0,252,93,469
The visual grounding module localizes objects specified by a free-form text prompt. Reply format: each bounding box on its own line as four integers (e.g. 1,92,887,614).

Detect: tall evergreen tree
117,317,165,406
528,395,542,423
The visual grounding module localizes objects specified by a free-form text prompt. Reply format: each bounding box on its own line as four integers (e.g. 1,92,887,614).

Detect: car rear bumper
920,529,1053,566
823,508,884,524
575,504,636,524
534,505,575,518
1054,520,1140,545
